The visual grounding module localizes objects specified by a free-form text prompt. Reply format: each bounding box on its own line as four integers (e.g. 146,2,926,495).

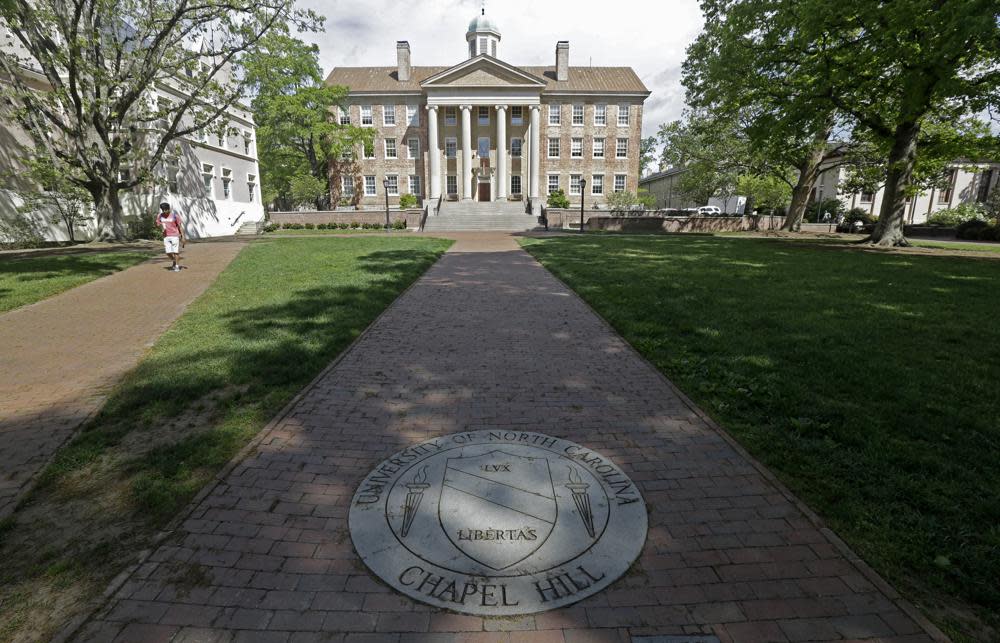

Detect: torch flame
413,465,428,485
568,465,581,484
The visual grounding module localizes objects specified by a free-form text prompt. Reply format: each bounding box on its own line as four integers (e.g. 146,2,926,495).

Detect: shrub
605,191,641,215
399,194,418,209
927,203,988,226
303,223,315,230
806,197,846,223
263,223,279,233
978,225,1000,241
338,222,349,229
846,207,877,224
956,219,989,240
350,221,360,229
392,218,407,230
547,189,570,209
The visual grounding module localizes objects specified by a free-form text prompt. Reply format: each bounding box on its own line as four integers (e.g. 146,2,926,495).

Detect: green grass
910,239,1000,254
0,236,450,642
267,228,409,235
0,251,152,313
521,234,1000,640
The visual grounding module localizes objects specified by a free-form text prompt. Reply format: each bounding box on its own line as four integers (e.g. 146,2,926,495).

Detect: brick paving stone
75,233,942,641
0,242,244,519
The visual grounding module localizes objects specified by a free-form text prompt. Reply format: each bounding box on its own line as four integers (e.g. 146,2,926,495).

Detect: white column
426,105,441,200
529,105,541,202
460,104,473,200
495,104,508,201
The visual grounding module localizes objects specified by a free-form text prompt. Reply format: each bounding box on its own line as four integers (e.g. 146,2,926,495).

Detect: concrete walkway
76,234,941,643
0,241,245,519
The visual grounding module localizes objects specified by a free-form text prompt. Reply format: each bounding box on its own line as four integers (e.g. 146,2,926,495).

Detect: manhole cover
349,430,648,615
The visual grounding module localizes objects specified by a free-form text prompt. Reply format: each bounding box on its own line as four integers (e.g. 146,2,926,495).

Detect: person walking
155,202,186,272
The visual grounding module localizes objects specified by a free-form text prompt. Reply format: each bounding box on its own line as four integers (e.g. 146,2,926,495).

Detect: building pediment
421,55,547,89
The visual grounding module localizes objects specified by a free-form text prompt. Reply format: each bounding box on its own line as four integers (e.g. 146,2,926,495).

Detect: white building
0,27,265,241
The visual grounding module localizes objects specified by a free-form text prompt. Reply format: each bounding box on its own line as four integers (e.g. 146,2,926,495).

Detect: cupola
466,6,501,59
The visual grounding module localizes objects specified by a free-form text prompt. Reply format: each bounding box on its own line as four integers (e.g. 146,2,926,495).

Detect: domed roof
467,11,500,34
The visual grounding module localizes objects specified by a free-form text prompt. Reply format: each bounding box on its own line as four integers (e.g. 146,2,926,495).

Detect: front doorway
478,181,491,202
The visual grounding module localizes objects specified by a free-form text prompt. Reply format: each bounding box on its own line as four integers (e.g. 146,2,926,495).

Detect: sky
294,0,706,142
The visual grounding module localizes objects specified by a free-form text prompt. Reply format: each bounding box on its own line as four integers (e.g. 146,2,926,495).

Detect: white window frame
409,174,421,195
548,104,561,126
614,174,627,193
594,104,607,126
572,104,584,126
511,137,522,158
479,36,487,54
570,174,582,196
593,137,605,159
201,163,214,196
385,174,399,196
166,163,179,194
408,137,420,160
591,174,604,195
339,107,351,126
248,174,257,202
362,140,376,159
617,104,629,127
571,137,583,158
616,137,628,158
445,107,457,126
407,104,419,126
342,175,355,196
511,106,523,125
361,105,373,126
364,175,377,196
384,137,397,159
221,167,233,200
547,173,560,195
511,174,522,195
383,104,396,126
445,137,457,159
243,131,253,156
447,175,458,195
478,106,490,126
548,137,560,159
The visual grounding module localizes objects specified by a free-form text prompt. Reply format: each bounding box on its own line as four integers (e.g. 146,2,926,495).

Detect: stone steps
234,220,261,236
423,201,542,231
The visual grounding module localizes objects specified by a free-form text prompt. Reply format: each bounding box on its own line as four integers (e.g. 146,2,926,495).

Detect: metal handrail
434,194,443,216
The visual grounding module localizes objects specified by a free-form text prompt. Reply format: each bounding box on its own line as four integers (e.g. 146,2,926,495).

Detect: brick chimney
396,41,411,82
556,41,569,82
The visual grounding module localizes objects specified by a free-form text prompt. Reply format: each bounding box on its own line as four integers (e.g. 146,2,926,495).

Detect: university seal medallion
349,430,648,615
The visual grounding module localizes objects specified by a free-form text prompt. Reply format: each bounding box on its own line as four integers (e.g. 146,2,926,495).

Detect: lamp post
579,178,587,233
382,178,390,233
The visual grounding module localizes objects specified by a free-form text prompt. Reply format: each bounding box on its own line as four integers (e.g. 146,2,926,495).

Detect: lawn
0,250,153,313
0,236,451,642
910,239,1000,254
521,234,1000,641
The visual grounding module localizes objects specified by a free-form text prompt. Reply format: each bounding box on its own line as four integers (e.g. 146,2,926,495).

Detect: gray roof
325,65,650,95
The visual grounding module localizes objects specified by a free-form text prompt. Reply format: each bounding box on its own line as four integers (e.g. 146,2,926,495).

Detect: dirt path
0,241,245,519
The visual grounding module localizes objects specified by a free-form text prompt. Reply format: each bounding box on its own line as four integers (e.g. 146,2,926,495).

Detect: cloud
296,0,705,140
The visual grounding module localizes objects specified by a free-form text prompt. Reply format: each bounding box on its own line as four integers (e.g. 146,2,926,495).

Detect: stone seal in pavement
350,430,647,615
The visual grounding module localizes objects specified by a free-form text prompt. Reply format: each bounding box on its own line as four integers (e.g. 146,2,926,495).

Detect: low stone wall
544,210,786,233
269,210,423,228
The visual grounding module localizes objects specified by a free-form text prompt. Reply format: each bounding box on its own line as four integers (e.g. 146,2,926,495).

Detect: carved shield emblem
438,450,557,570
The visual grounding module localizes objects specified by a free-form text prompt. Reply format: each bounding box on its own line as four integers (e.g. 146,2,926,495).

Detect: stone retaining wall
269,210,423,228
544,210,786,233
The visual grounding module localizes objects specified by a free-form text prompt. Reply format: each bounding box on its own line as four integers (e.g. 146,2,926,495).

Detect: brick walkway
0,241,245,519
75,234,942,643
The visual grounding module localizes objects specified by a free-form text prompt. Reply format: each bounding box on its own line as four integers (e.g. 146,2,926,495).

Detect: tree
243,33,372,211
289,174,325,209
14,158,92,241
657,114,742,206
0,0,320,240
800,0,1000,245
639,136,658,177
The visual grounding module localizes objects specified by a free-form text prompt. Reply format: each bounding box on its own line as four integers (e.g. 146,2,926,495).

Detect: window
364,175,377,196
978,169,994,203
616,138,628,158
478,106,490,126
511,175,522,195
939,169,956,203
385,174,399,195
490,40,496,57
384,138,397,159
572,104,584,126
860,191,874,204
549,104,561,125
479,37,487,54
248,174,257,202
447,175,458,195
221,168,232,199
243,131,253,155
361,105,373,126
548,137,560,158
342,175,355,197
571,137,583,158
194,128,206,144
595,104,607,126
445,137,457,159
201,163,214,196
614,174,626,193
409,174,421,195
593,137,605,159
383,104,396,126
408,137,420,160
511,106,523,125
445,107,457,126
339,107,351,126
166,163,179,194
591,174,604,195
570,174,583,195
511,137,522,158
547,174,560,195
407,104,419,126
362,140,376,159
618,105,629,126
156,96,171,131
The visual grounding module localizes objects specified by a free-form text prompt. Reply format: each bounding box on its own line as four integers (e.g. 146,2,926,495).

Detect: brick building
325,9,650,215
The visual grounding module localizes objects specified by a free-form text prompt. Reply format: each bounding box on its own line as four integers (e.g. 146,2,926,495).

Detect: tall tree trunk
781,119,834,232
868,121,920,247
91,185,127,241
743,193,757,231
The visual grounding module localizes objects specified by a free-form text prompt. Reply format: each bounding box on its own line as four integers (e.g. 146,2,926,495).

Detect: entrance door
478,182,491,202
